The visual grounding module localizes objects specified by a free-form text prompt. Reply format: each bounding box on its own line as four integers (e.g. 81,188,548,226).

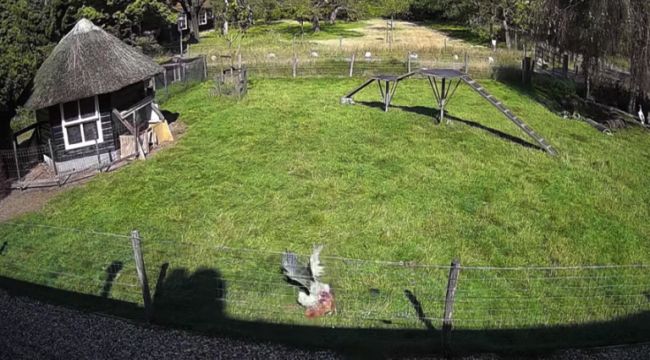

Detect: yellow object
150,120,174,143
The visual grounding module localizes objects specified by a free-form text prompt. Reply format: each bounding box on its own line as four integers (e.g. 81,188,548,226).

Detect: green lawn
1,77,649,348
195,20,366,51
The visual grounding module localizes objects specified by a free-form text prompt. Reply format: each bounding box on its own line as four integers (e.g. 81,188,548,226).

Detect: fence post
442,259,461,353
238,53,242,70
94,139,102,172
163,70,168,97
131,230,153,320
407,52,412,73
12,141,21,184
349,53,355,77
463,52,469,74
292,55,298,78
202,55,208,80
47,139,59,178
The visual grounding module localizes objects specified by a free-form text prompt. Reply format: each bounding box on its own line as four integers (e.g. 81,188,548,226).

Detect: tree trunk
503,19,511,49
312,15,320,33
299,18,304,37
223,19,229,36
190,5,201,41
329,6,343,24
583,57,592,100
628,84,638,114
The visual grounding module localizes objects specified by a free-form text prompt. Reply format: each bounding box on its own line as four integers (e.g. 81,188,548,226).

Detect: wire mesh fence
154,56,209,104
0,222,648,350
203,51,503,80
0,139,127,189
0,143,49,180
0,223,142,305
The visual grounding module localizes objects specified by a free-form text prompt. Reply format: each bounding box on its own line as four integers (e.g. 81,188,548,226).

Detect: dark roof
25,19,164,110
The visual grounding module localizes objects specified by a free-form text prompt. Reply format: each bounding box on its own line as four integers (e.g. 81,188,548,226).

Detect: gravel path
1,288,648,359
0,289,340,360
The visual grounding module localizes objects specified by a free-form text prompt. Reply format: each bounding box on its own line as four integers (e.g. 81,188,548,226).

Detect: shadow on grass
358,101,543,152
248,21,364,40
2,272,649,358
425,22,489,46
100,261,123,298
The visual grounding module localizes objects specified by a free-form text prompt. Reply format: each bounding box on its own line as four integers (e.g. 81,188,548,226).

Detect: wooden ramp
460,75,558,156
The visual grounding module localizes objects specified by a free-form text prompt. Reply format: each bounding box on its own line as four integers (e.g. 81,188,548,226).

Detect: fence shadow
1,272,649,358
358,101,543,151
100,261,123,298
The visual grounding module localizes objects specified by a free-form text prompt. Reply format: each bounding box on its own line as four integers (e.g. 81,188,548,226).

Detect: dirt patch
0,187,64,223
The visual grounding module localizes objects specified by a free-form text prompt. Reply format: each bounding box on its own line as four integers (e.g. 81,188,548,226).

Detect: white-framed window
178,13,188,31
59,96,104,150
199,10,208,25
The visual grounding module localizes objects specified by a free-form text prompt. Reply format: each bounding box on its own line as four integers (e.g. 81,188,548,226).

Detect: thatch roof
25,19,164,110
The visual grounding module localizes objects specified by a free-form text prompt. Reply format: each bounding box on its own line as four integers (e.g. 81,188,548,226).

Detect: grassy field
1,76,650,350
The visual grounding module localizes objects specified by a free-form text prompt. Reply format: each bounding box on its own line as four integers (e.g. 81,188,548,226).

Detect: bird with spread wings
281,245,335,318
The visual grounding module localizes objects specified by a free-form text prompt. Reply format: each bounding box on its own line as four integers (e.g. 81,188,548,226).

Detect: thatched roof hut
25,18,163,110
24,19,165,173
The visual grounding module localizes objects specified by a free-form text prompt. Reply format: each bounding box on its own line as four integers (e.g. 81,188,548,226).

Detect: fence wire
141,238,650,331
0,223,648,336
0,223,141,305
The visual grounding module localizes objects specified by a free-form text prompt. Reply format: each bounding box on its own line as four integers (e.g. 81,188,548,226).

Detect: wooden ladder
461,75,558,156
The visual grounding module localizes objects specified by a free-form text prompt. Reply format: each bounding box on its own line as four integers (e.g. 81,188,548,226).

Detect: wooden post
444,37,447,52
463,52,468,74
202,55,208,80
238,53,242,70
12,141,21,183
407,52,412,73
292,56,297,78
163,70,168,96
133,116,139,158
442,259,461,353
562,53,569,78
94,139,102,171
131,230,153,320
522,57,533,86
349,53,355,77
48,139,58,177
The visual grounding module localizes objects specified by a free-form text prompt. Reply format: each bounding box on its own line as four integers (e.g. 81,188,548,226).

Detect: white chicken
282,245,335,318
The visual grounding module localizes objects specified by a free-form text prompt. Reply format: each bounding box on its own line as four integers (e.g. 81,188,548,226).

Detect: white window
199,10,208,25
59,96,104,150
178,13,188,31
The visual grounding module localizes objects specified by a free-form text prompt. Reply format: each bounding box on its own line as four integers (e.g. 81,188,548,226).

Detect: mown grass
198,20,365,49
1,77,649,339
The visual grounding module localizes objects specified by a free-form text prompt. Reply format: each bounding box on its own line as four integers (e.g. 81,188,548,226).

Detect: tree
625,0,650,112
174,0,209,41
44,0,175,43
535,0,631,99
284,0,311,36
0,0,49,147
213,0,254,36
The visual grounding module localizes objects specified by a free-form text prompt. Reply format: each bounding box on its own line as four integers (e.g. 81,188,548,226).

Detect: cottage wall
48,93,116,162
40,80,154,166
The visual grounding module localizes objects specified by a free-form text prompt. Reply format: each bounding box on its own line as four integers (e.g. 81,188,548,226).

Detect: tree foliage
0,0,50,143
